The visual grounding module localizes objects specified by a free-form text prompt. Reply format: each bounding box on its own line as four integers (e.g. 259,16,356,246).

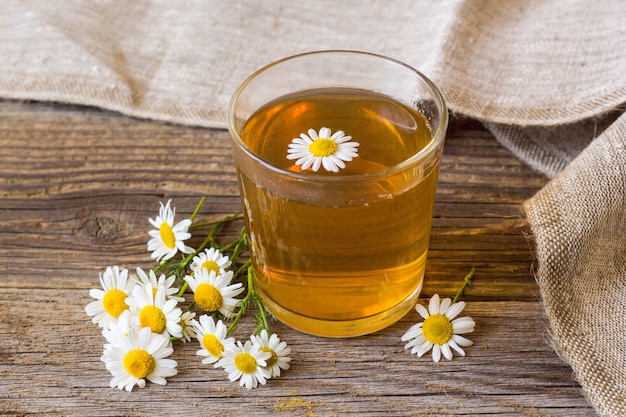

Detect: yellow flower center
159,222,176,249
260,346,278,367
234,353,258,374
139,305,167,334
308,138,337,157
102,288,128,318
123,349,156,379
422,314,453,345
202,333,224,358
201,260,221,275
194,282,223,312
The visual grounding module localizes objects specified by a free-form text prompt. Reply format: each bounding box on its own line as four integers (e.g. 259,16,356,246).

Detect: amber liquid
236,88,439,336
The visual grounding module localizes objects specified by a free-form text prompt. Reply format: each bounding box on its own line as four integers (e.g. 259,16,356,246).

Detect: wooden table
0,99,596,416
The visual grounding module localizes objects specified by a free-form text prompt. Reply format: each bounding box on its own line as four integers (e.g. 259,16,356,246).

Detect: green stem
226,267,256,336
234,259,252,280
452,266,475,304
194,228,219,255
189,215,245,262
177,280,188,297
231,227,248,262
249,268,270,334
189,213,244,230
179,219,227,270
189,197,206,222
219,227,246,253
254,295,270,334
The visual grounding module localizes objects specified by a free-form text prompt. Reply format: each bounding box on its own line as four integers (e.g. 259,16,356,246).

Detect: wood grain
0,100,596,416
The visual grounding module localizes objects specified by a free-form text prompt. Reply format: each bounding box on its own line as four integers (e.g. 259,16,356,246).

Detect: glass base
255,279,423,338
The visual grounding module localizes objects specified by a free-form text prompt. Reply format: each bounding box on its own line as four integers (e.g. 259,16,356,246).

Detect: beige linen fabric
1,0,625,127
486,112,622,178
524,114,626,417
1,1,625,415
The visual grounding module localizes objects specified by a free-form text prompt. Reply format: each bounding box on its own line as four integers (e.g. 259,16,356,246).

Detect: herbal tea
235,87,440,336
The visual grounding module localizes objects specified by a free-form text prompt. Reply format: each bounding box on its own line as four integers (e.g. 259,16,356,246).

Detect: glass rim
227,49,448,183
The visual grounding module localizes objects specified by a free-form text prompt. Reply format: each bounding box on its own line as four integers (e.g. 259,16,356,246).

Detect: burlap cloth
1,1,624,414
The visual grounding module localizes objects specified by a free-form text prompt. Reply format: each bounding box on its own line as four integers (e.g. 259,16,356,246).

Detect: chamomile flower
85,266,133,329
218,340,271,389
147,200,193,261
192,315,235,364
178,310,197,343
402,294,475,362
126,282,183,339
133,267,184,302
102,309,133,359
101,321,177,391
110,309,132,335
190,247,232,276
250,330,291,377
287,127,359,172
183,269,243,317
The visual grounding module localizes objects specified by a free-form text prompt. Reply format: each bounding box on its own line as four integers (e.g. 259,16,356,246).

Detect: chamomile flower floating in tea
402,294,475,362
192,314,235,365
190,247,232,276
101,318,177,392
85,266,133,329
287,127,359,172
133,267,184,302
126,282,183,339
184,269,244,317
218,340,271,390
148,199,193,261
250,329,291,378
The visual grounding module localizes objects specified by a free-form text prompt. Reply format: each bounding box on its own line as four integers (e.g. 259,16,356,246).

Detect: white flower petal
447,338,467,356
311,158,322,172
416,342,433,357
439,297,452,315
401,323,423,341
452,334,474,347
319,127,331,138
299,157,315,170
408,339,431,354
452,317,476,334
432,344,441,362
321,157,336,172
429,294,441,315
329,155,346,169
331,130,347,140
441,343,453,361
445,301,466,320
415,304,430,320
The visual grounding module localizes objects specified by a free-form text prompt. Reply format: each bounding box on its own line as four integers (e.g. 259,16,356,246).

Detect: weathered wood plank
1,101,541,300
0,99,596,416
0,288,593,416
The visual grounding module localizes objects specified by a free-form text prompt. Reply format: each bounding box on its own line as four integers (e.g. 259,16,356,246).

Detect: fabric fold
524,113,626,417
485,111,622,178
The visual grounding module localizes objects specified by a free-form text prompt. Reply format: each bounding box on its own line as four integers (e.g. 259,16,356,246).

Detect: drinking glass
228,50,447,337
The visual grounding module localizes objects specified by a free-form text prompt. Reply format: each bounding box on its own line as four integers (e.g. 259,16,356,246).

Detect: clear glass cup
228,50,447,337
